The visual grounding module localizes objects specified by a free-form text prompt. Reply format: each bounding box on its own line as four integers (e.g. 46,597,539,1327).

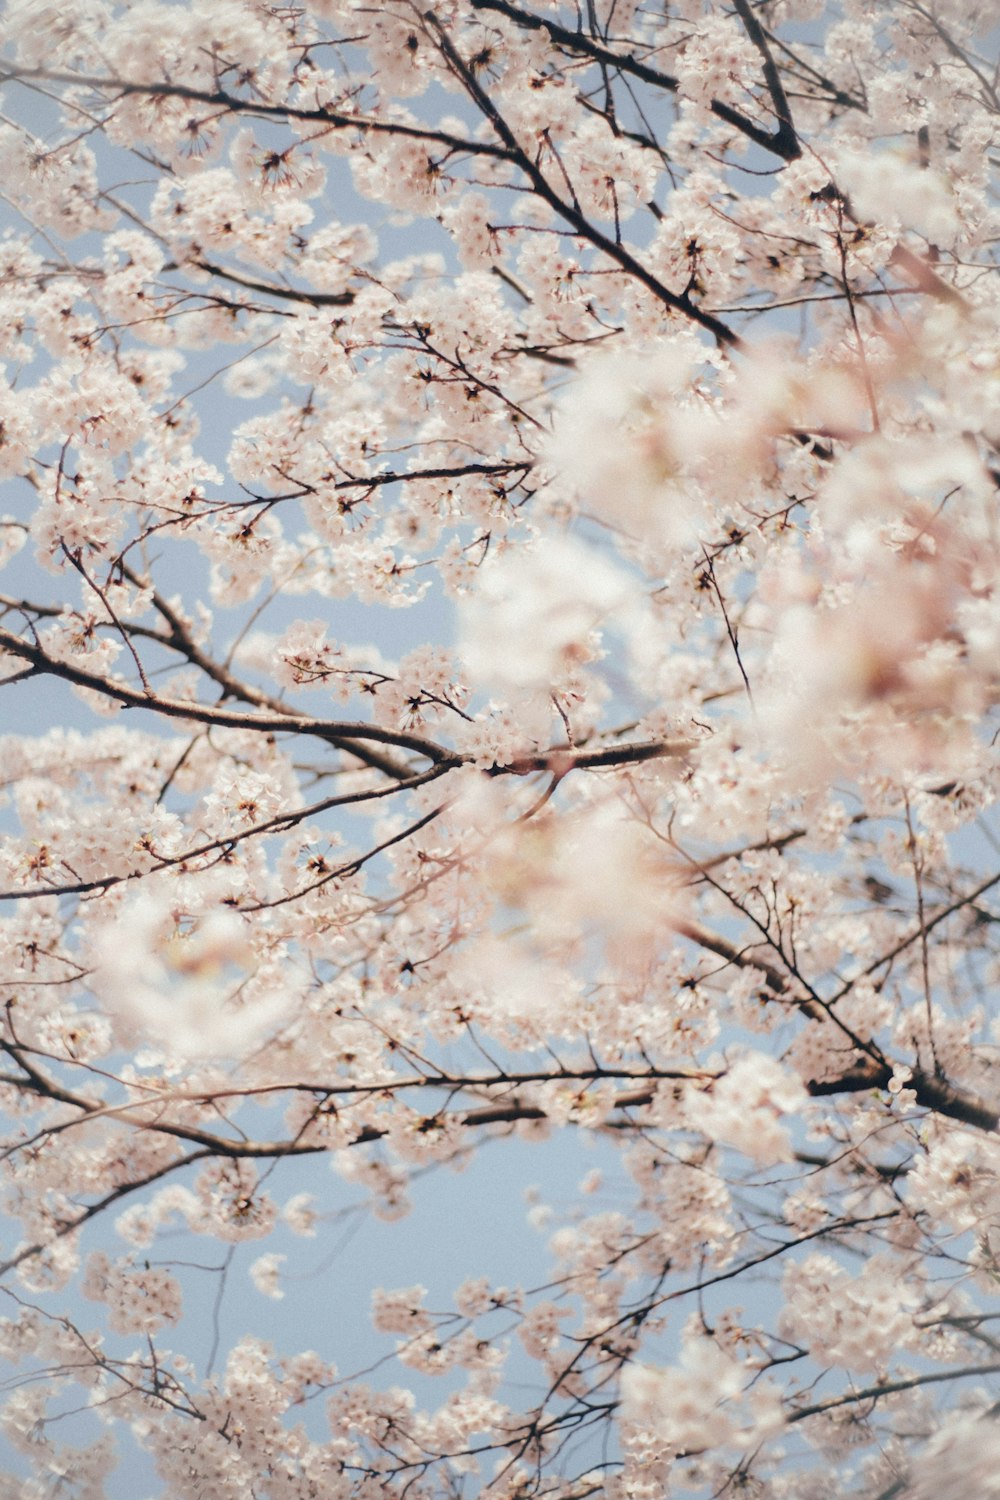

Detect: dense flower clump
0,0,999,1495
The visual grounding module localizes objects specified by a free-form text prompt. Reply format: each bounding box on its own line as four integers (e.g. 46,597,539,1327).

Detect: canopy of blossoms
0,0,999,1495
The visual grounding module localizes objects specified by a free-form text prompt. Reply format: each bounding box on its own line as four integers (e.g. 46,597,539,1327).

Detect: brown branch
730,0,801,160
834,870,1000,1000
192,259,356,307
0,1149,218,1280
789,1361,1000,1423
0,624,455,763
673,915,823,1018
4,1034,996,1282
0,762,453,902
423,11,742,348
3,582,413,782
121,567,418,782
330,460,532,492
499,737,694,775
0,66,515,163
807,1062,1000,1133
467,0,802,161
673,918,1000,1133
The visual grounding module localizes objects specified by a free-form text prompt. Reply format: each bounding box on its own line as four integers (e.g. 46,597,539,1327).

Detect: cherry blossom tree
0,0,999,1493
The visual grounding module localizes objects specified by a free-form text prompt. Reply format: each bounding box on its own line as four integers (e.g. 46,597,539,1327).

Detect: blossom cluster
0,0,998,1496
